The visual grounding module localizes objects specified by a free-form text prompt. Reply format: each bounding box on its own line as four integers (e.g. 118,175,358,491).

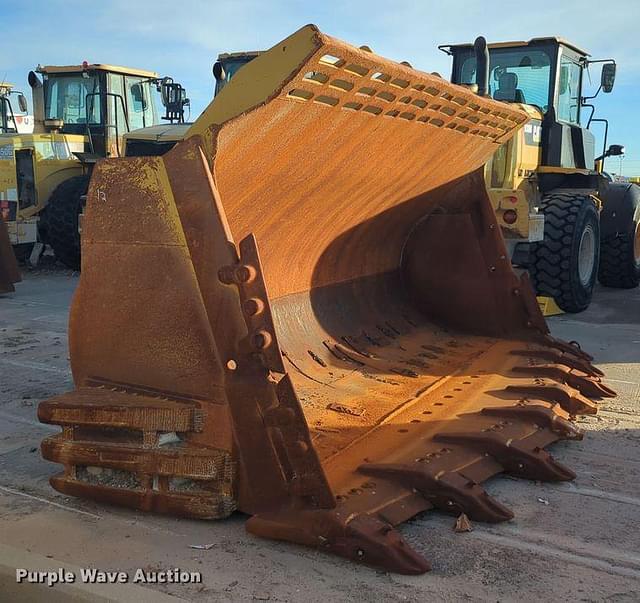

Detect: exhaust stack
27,71,46,133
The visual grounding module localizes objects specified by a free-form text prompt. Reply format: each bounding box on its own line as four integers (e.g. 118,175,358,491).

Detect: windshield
44,73,101,126
215,57,256,96
457,47,552,112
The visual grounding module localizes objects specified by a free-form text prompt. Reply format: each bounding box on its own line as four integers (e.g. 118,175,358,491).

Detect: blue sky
1,0,639,174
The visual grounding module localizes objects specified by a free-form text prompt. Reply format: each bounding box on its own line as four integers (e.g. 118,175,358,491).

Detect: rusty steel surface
0,215,20,294
38,25,614,574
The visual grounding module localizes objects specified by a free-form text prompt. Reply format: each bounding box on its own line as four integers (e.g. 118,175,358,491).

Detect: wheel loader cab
38,64,161,158
446,38,611,171
0,86,15,134
444,38,639,314
123,52,258,158
0,83,28,134
0,63,185,269
213,51,261,96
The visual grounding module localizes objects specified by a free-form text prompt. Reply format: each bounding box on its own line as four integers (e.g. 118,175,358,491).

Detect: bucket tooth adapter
0,215,20,293
38,25,613,574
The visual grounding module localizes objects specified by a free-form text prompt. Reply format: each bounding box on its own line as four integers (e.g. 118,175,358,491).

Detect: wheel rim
634,220,640,267
578,224,596,286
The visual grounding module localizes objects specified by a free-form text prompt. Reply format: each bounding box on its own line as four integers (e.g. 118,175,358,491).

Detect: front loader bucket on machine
0,215,20,294
38,25,613,573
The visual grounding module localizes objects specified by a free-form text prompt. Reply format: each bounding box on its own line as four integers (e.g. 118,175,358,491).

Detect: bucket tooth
481,404,583,440
246,509,431,574
504,384,598,415
542,335,594,362
433,431,576,481
359,462,513,523
511,365,616,398
510,349,604,378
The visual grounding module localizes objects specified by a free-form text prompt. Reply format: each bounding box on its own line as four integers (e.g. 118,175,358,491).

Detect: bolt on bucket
38,25,612,573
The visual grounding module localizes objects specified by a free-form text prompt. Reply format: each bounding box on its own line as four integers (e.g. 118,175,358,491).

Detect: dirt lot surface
1,265,639,602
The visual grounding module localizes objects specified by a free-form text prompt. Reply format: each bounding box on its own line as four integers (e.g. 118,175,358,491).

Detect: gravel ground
0,267,638,602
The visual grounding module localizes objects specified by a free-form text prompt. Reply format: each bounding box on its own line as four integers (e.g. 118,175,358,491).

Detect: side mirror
601,63,616,93
17,94,28,113
159,78,187,113
160,77,172,107
606,144,624,157
212,61,226,82
595,143,625,164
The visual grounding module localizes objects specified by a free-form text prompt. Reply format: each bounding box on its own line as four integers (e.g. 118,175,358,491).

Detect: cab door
544,47,595,169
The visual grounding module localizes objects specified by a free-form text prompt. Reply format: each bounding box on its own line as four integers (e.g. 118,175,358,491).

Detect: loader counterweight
38,25,612,574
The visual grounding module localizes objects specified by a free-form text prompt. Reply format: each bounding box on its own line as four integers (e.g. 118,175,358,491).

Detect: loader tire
530,192,599,313
598,192,640,289
41,175,89,270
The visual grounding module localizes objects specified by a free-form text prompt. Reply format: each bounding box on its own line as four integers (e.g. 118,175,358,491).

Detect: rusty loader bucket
0,215,20,294
38,25,614,573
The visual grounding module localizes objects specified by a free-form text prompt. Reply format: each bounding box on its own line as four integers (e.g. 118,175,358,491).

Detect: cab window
44,74,101,125
107,73,128,133
125,77,157,131
557,54,581,124
458,47,552,112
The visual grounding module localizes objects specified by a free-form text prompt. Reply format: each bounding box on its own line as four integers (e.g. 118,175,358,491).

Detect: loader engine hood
123,123,191,157
38,24,612,574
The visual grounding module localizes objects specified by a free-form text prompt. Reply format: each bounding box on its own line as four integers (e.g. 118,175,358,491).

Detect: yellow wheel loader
444,37,640,309
0,85,27,285
0,64,189,268
199,38,640,312
122,51,262,158
38,25,615,574
0,82,30,134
